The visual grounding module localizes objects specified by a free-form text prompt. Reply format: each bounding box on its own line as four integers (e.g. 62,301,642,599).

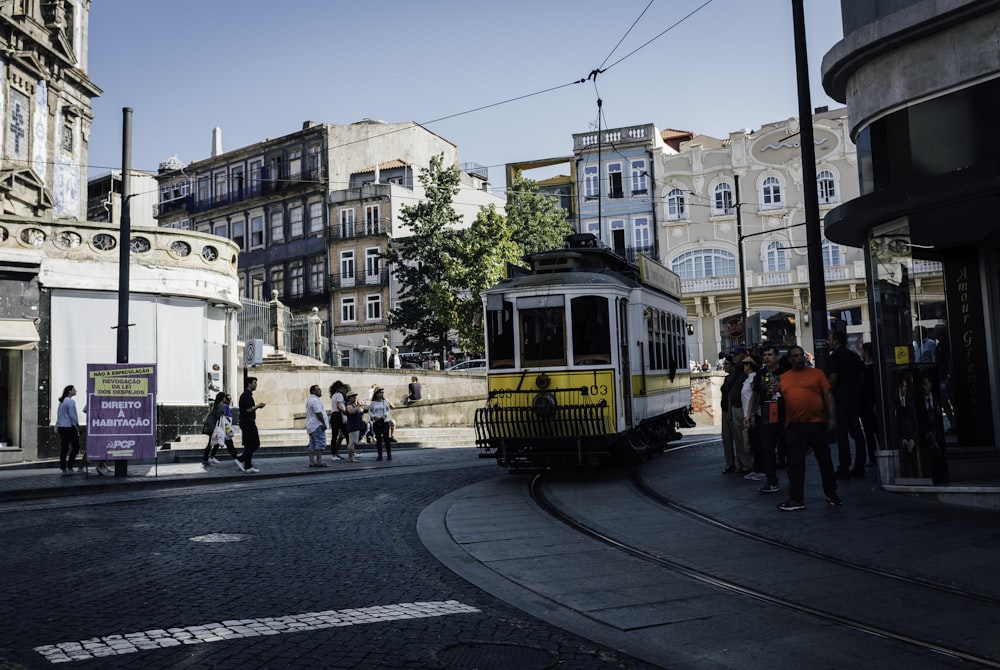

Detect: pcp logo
106,440,136,450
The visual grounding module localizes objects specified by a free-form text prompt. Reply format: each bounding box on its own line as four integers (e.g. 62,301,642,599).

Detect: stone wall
691,371,725,429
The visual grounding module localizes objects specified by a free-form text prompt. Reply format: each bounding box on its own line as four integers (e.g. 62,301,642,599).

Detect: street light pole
791,0,829,370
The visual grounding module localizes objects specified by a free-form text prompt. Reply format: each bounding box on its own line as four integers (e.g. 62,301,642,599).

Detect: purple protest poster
85,363,158,460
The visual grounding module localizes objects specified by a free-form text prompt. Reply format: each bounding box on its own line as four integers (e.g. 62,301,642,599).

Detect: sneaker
777,499,805,511
96,464,109,476
827,494,843,506
235,459,246,472
744,471,766,481
210,457,221,464
62,469,77,476
758,483,780,494
332,456,343,461
246,467,260,473
742,471,757,480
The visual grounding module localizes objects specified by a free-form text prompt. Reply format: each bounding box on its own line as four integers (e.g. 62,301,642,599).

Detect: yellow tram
475,233,695,470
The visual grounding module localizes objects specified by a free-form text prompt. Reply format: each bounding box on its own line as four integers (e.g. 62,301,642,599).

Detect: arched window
817,170,837,203
714,182,733,215
765,241,789,272
670,249,737,279
667,188,687,221
822,238,842,267
761,176,783,209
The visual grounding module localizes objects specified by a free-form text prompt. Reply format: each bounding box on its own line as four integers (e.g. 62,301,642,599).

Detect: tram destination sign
637,253,682,299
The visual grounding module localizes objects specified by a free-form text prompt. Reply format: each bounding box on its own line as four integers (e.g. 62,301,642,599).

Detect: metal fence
238,296,383,367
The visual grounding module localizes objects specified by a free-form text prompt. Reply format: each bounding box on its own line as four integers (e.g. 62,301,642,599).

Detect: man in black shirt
826,331,866,478
746,344,790,493
238,377,266,473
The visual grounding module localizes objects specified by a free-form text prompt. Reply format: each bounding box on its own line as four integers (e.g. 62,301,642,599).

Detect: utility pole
791,0,829,370
735,174,748,347
114,107,133,477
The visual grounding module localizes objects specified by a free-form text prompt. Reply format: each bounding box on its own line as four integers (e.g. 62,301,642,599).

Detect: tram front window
572,296,611,364
520,306,566,367
486,300,515,369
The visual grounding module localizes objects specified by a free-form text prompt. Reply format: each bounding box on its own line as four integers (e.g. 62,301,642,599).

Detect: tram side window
571,296,611,365
486,300,515,369
521,307,566,367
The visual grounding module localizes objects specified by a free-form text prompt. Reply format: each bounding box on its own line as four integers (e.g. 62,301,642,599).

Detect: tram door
618,298,633,427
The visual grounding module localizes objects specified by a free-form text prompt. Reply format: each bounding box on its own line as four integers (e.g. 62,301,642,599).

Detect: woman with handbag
201,391,228,467
209,393,241,464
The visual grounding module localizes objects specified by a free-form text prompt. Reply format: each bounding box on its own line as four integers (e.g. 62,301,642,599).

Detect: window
339,209,355,237
365,247,381,282
289,205,303,237
765,241,788,272
197,176,210,203
232,220,245,250
670,249,737,279
309,256,325,292
250,272,264,300
213,221,227,238
268,155,282,184
714,182,734,215
270,210,284,243
366,294,382,321
486,300,515,369
341,297,356,323
289,261,304,297
822,238,842,266
269,267,284,298
308,201,323,233
608,162,624,199
583,165,598,199
62,122,73,152
364,204,380,235
817,170,837,203
584,220,600,237
306,144,321,179
667,188,687,221
250,215,264,248
214,172,227,202
339,251,356,287
250,160,263,192
633,217,650,250
761,176,783,210
519,299,566,366
572,295,611,365
631,160,647,195
288,149,302,181
232,166,245,198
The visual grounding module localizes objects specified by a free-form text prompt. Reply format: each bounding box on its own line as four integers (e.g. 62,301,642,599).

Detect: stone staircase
158,426,477,463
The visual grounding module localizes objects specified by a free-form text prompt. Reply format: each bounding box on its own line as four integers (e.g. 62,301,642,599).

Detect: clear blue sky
87,1,845,195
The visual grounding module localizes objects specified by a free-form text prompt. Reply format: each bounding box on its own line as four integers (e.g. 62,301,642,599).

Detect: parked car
446,359,487,373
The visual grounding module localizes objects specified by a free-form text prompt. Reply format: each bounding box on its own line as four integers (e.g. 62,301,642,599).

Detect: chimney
211,127,223,157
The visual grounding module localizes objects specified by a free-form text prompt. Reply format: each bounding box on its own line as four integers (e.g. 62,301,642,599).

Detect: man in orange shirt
777,345,840,511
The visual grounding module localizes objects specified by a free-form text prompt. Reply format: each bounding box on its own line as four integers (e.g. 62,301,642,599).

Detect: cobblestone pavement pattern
0,453,659,669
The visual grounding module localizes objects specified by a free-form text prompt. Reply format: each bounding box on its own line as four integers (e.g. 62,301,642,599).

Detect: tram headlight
532,392,557,419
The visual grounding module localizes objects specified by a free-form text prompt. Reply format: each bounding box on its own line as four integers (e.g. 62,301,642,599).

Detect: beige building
656,108,880,362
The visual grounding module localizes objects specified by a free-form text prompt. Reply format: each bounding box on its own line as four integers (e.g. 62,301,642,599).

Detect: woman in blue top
56,385,81,475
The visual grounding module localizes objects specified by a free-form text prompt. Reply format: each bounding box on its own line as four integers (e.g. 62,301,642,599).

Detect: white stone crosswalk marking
34,600,480,664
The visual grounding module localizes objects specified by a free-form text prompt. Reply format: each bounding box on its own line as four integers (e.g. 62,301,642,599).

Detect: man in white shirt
305,385,329,467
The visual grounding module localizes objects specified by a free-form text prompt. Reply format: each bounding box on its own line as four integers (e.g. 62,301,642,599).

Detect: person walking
56,385,82,475
745,344,790,494
328,380,348,460
727,347,751,474
827,331,866,478
238,377,266,473
208,393,241,464
201,391,227,467
368,387,393,461
719,357,738,474
777,345,840,511
306,384,329,467
344,390,364,462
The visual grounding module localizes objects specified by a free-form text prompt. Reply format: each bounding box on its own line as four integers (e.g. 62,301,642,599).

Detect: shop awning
0,318,39,349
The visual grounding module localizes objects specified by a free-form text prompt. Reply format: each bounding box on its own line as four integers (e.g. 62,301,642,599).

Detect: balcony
329,268,390,289
681,276,739,294
327,217,392,241
574,124,656,151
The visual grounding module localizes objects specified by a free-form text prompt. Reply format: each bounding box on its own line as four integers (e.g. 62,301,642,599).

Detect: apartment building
153,120,503,363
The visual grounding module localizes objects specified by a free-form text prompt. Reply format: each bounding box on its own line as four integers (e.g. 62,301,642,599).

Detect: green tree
385,154,463,360
451,204,522,353
506,172,572,254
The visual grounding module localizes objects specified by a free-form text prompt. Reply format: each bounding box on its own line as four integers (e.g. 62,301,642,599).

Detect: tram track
529,468,1000,668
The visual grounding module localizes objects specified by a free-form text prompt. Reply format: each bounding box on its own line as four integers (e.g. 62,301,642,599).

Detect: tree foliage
385,154,462,359
505,172,572,255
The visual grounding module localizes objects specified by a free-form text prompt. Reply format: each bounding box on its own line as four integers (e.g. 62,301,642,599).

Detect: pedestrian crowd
717,328,952,512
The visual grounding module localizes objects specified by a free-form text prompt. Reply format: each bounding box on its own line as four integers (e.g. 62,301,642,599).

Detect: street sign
244,339,264,367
